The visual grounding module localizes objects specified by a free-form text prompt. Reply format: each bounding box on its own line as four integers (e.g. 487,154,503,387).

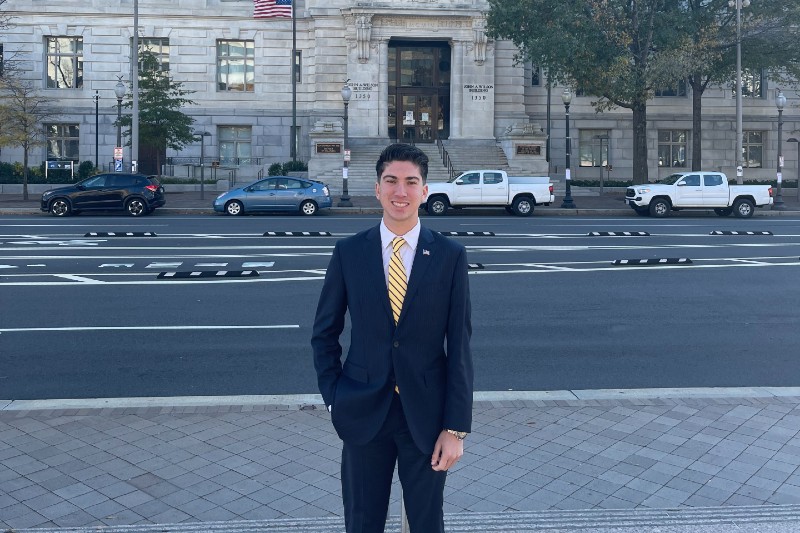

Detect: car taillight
323,186,330,197
145,184,158,192
769,187,774,197
549,185,554,193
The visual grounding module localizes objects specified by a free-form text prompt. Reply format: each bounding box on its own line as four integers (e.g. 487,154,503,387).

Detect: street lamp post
788,137,800,201
193,131,212,200
774,89,786,209
560,88,576,209
338,81,353,207
93,91,100,169
729,0,751,184
114,77,126,172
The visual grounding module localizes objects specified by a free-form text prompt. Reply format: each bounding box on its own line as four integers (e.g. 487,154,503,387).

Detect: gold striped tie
388,236,407,325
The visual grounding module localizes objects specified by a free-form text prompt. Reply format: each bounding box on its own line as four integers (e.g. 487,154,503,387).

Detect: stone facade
0,0,797,183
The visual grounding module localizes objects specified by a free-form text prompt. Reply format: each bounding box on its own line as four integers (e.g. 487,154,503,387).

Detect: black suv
40,173,166,217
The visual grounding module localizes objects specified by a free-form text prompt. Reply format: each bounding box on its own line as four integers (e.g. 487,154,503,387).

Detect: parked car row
40,173,166,217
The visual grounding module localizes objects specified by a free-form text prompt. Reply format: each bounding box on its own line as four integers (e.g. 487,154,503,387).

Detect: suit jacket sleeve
311,242,347,407
443,244,473,432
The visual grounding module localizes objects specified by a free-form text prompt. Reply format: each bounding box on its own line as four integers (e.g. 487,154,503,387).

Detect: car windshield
658,174,684,185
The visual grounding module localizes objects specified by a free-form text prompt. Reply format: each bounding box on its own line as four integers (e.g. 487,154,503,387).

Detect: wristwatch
445,429,468,441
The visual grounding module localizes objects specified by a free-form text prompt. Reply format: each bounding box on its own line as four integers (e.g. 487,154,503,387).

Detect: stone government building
0,0,797,192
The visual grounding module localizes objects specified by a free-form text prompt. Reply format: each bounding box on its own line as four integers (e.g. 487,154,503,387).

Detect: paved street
5,390,800,532
3,192,800,532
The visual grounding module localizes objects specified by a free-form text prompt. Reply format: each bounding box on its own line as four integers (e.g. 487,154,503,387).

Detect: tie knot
392,236,406,253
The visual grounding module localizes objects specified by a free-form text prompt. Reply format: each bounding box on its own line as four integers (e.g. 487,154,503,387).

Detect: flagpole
291,0,297,162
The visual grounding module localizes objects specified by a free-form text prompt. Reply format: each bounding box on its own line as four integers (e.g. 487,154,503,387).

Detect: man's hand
431,430,464,471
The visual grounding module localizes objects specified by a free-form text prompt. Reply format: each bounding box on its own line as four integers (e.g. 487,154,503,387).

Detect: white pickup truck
625,171,773,218
424,170,554,216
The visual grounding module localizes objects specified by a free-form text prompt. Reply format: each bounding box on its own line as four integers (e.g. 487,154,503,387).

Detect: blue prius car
213,176,332,216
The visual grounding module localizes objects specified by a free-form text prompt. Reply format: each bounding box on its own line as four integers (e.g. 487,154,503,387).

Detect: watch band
445,429,468,441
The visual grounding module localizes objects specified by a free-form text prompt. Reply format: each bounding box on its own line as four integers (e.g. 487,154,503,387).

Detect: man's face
376,160,428,234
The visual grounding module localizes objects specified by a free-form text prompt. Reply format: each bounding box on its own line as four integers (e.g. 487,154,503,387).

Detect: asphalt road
2,214,800,399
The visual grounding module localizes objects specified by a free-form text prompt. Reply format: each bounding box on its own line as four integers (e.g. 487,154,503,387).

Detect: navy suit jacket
312,224,473,455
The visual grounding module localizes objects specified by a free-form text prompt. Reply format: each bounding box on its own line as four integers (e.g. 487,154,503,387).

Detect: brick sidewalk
4,391,800,531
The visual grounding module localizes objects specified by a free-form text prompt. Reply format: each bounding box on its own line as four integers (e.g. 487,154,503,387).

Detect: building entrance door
398,93,435,144
388,41,450,143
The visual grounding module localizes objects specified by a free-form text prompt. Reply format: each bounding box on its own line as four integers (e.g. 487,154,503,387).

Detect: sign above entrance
464,84,494,102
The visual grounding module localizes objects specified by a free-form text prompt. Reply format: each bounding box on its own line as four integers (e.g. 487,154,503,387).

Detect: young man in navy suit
312,143,473,532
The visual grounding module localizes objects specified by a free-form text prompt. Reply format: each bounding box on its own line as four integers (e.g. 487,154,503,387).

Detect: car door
452,172,482,203
673,174,703,206
702,174,728,206
481,172,507,204
71,174,109,210
104,174,130,210
270,177,305,210
243,178,278,211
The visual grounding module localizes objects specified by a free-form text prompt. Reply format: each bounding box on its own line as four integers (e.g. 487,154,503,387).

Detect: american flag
254,0,292,18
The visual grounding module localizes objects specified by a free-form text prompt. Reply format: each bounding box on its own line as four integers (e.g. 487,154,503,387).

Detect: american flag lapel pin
423,249,430,256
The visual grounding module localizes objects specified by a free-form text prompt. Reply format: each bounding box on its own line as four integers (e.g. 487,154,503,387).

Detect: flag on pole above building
254,0,292,18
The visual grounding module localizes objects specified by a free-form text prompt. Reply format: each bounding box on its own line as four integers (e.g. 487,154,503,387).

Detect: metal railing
165,157,263,166
436,138,456,180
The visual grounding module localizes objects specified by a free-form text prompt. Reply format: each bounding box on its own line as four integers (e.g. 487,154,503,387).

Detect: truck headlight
637,187,651,194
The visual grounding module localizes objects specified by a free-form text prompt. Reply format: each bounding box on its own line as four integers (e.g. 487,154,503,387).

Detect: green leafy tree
677,0,800,170
487,0,700,184
118,52,196,176
0,76,60,199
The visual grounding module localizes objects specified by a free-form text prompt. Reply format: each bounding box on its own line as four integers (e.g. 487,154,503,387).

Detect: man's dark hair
375,143,429,184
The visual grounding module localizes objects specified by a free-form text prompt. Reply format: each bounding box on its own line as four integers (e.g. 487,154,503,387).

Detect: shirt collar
380,219,421,252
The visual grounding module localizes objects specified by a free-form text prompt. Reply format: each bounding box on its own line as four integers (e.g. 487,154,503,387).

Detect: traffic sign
114,147,123,160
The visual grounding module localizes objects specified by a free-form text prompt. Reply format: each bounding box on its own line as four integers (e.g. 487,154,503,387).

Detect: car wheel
733,198,754,218
225,200,244,216
50,198,72,217
714,208,733,217
126,198,147,216
427,196,448,216
511,197,534,217
649,198,671,217
300,200,318,216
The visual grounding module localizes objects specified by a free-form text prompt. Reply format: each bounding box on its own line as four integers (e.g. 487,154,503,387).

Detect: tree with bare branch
0,76,60,199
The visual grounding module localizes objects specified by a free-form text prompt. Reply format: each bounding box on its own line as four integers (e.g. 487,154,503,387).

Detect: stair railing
436,138,457,180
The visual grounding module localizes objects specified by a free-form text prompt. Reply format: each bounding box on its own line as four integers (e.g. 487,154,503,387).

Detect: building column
378,39,389,139
450,40,464,139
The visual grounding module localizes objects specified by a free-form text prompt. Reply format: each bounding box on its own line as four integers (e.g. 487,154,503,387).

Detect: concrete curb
6,387,800,412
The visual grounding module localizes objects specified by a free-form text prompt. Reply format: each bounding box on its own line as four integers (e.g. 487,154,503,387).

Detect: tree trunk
691,75,703,171
22,147,29,201
632,102,648,185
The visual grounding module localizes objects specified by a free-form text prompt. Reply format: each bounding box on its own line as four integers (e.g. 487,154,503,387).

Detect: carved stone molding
356,15,373,63
472,15,488,65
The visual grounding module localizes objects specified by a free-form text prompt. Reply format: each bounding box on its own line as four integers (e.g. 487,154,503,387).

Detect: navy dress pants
341,393,446,533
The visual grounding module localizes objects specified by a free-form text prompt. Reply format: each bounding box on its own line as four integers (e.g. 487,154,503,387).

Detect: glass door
399,93,435,144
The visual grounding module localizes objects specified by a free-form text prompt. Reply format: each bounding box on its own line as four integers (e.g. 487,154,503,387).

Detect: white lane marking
0,275,325,286
7,239,105,246
195,263,228,267
0,265,18,269
243,262,275,268
100,263,135,268
54,274,103,283
0,325,299,333
146,262,182,268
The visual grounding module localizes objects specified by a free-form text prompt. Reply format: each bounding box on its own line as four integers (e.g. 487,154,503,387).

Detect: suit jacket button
393,341,400,348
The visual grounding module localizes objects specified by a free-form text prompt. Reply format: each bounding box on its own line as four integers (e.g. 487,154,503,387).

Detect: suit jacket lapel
401,226,436,322
364,225,392,319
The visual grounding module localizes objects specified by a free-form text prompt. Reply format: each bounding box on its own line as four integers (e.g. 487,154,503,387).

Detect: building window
658,130,687,167
136,37,170,73
655,80,687,97
46,37,83,89
531,65,540,87
579,130,610,167
217,40,254,92
743,131,763,168
294,50,302,84
732,69,764,99
219,126,252,165
45,124,80,161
